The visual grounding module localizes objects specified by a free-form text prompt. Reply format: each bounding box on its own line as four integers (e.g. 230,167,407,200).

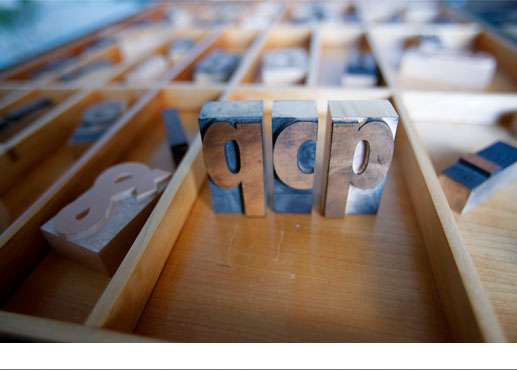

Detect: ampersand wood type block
321,100,398,217
198,101,266,216
41,162,171,276
272,100,318,214
439,141,517,214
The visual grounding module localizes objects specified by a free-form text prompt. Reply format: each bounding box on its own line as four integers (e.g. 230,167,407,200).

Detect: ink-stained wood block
399,48,497,89
193,49,240,84
272,100,318,214
29,56,78,79
0,97,53,141
125,54,168,84
41,162,171,276
439,141,517,214
198,101,266,216
69,99,127,154
161,108,189,167
341,50,378,87
321,100,399,217
59,59,114,83
167,38,195,63
261,48,308,85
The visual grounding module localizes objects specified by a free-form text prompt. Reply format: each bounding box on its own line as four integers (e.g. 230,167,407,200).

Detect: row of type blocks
198,100,399,217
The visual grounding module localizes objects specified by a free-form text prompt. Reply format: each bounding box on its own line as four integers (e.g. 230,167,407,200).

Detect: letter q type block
321,100,398,217
272,100,318,213
198,101,266,216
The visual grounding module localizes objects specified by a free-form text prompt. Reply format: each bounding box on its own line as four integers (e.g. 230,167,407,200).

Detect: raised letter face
322,100,399,217
199,101,265,216
272,101,318,213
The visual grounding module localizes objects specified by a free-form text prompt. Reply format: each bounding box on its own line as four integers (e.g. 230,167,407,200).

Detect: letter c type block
198,101,266,216
272,101,318,213
322,100,399,217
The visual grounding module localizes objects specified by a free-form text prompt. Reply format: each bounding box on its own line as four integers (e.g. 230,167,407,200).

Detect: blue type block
272,100,318,214
198,100,265,213
442,141,517,190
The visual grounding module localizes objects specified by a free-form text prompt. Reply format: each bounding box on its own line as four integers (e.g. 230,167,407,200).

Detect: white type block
118,28,166,62
167,38,195,63
125,55,168,84
41,162,171,275
261,48,308,85
399,48,497,89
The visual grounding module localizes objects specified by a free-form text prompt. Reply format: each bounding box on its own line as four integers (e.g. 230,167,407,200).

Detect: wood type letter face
322,100,399,217
198,101,266,216
272,100,318,213
41,162,171,275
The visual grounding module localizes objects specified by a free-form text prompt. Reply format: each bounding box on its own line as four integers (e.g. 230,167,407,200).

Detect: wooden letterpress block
167,38,195,63
399,47,497,89
125,54,168,84
341,50,378,87
321,100,398,217
0,97,53,140
198,101,266,216
69,99,127,152
29,56,78,79
161,108,189,166
272,101,318,214
194,50,240,83
41,162,171,275
261,48,308,85
439,141,517,213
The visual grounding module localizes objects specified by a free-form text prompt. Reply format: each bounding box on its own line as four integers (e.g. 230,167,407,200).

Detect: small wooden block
341,50,378,87
0,97,53,136
161,108,189,166
321,100,399,217
167,38,195,63
272,100,318,214
125,54,168,84
261,48,308,85
198,101,266,216
439,141,517,213
41,162,171,275
30,56,78,79
59,59,114,82
69,99,127,147
399,48,497,89
194,50,240,83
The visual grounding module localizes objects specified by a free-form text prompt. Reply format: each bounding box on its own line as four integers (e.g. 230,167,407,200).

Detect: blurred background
0,0,516,72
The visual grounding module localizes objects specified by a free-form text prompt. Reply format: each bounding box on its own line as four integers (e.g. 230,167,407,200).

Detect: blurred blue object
0,0,150,71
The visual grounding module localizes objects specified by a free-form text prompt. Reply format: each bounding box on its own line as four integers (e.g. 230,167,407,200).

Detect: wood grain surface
415,120,517,341
134,155,451,342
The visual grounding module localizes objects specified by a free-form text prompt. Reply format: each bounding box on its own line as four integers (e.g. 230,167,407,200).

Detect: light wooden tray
0,1,515,342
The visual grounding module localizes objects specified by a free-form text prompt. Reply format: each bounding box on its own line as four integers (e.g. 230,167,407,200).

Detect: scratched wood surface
135,154,451,342
415,121,517,341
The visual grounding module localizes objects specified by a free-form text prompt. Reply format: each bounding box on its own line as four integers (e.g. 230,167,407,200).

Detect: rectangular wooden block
321,100,399,217
272,100,318,213
261,48,308,85
198,101,266,215
41,162,171,276
161,108,189,166
341,50,378,87
125,54,168,84
194,50,240,83
439,141,517,213
399,47,497,89
167,38,195,63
